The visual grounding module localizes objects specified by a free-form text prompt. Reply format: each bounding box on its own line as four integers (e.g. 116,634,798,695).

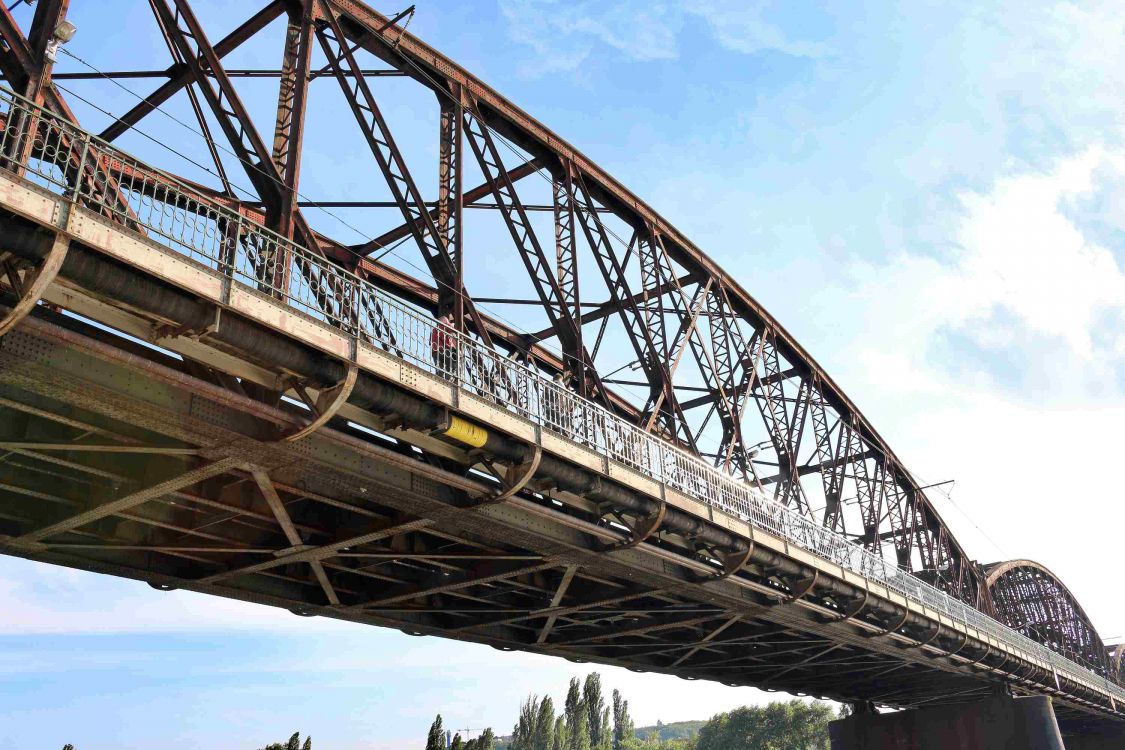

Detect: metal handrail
0,85,1119,703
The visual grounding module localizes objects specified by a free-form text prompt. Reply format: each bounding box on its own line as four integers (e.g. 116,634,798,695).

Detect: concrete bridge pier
829,694,1066,749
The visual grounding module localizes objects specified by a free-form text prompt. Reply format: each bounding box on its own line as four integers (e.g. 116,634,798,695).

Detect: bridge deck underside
0,311,1115,737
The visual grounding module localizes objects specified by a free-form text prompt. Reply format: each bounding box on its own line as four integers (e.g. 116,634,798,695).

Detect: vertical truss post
709,288,762,481
461,105,610,404
148,0,319,251
638,233,670,367
553,159,583,395
881,470,915,568
437,84,464,330
641,234,742,467
752,331,811,514
147,0,234,196
813,409,850,533
313,3,496,349
854,456,888,555
7,0,67,172
572,175,695,448
271,0,314,241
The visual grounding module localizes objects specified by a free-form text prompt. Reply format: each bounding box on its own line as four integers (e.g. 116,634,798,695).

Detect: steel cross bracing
985,561,1114,680
0,0,1120,720
0,93,1123,736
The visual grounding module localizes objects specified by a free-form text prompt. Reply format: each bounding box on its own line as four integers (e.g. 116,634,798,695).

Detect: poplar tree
582,673,608,750
533,695,557,750
564,677,591,750
426,715,446,750
512,696,541,750
554,715,568,750
611,689,634,750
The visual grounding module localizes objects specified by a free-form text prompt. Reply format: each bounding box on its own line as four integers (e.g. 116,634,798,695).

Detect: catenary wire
51,45,678,417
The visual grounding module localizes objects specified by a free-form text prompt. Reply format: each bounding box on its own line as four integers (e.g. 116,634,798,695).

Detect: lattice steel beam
100,1,286,142
314,3,497,348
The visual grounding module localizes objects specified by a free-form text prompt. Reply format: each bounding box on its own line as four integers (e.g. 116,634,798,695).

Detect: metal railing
0,85,1120,704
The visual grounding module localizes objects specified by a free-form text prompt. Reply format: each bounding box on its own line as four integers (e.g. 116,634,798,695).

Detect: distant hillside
633,720,705,742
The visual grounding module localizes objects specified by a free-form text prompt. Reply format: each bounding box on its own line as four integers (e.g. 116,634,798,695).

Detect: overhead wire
51,15,731,450
52,49,584,357
53,40,677,424
39,10,1057,584
905,468,1010,561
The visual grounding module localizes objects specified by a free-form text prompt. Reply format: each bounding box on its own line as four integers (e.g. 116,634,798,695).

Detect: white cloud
942,146,1125,360
813,147,1125,635
686,1,830,59
499,0,829,76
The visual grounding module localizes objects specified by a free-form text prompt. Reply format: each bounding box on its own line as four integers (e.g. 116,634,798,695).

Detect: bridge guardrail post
228,213,244,304
70,130,91,206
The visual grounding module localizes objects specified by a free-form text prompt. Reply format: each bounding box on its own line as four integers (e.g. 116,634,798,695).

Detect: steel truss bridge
0,0,1120,741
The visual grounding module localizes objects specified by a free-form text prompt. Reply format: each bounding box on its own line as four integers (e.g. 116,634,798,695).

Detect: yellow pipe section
442,414,488,448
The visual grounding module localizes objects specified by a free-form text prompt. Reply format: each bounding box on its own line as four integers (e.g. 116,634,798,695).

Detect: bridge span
0,0,1121,743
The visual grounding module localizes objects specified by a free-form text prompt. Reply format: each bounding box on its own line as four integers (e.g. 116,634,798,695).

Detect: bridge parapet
0,82,1122,716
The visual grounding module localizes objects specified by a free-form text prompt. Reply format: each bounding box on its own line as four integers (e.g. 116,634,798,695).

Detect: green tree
533,696,558,750
451,733,465,750
427,715,446,750
477,728,497,750
258,732,310,750
583,673,609,750
554,715,568,750
611,689,634,750
302,738,312,750
513,696,542,750
62,746,75,750
564,677,591,750
695,701,833,750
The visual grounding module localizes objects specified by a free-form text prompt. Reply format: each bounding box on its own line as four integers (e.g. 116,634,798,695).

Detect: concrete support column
829,694,1065,749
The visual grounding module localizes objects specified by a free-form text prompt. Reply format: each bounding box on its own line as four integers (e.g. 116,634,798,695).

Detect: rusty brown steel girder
0,308,1119,735
313,3,498,349
437,85,463,328
99,1,287,143
319,0,984,599
984,560,1115,680
0,0,1004,612
461,107,610,407
270,0,315,235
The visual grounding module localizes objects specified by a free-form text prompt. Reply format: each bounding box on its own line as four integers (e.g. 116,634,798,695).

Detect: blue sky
3,1,1125,748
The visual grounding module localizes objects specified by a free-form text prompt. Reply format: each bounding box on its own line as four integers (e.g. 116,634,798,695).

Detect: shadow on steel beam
829,694,1065,749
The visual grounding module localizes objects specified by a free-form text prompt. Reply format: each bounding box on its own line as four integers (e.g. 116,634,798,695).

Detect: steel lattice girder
0,312,1117,731
985,560,1114,679
6,0,1116,650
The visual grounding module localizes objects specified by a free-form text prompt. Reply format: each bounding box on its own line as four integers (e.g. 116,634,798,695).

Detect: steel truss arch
7,0,1114,622
984,560,1114,679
